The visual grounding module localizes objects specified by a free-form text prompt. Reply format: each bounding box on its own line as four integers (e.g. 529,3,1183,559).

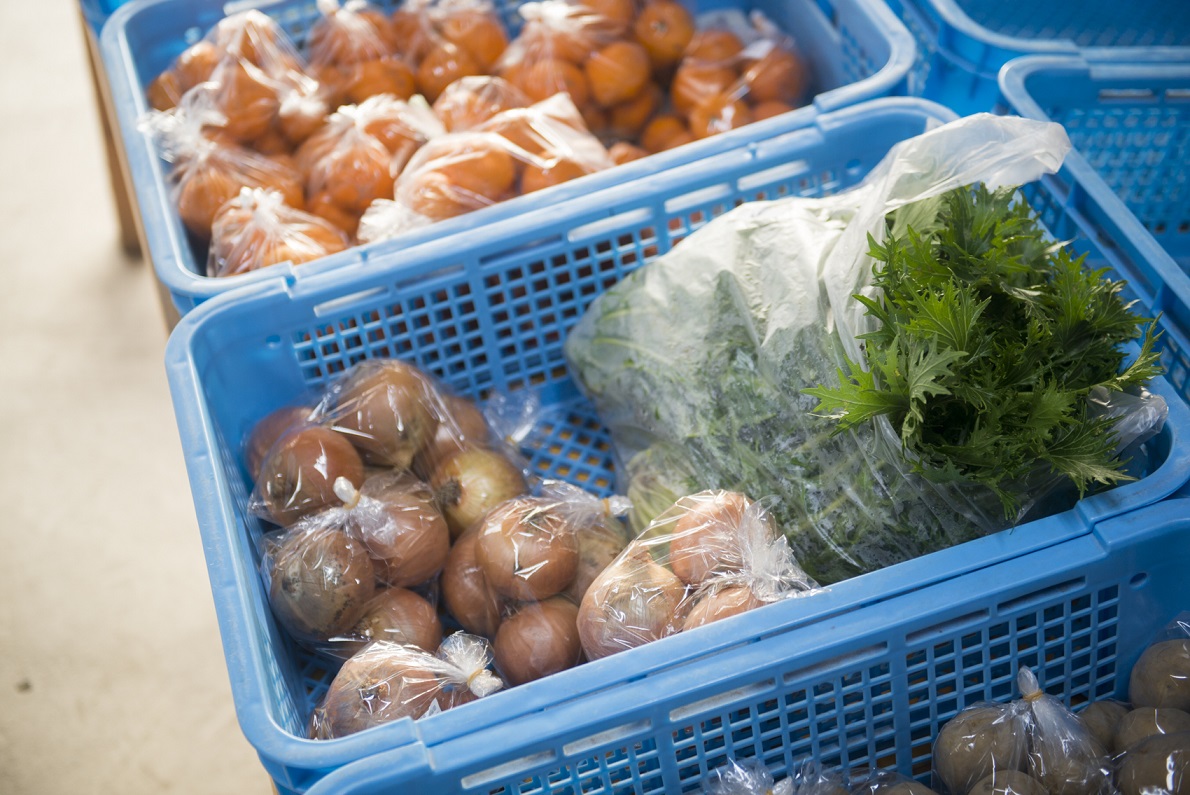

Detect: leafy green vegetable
806,185,1162,516
564,186,1162,585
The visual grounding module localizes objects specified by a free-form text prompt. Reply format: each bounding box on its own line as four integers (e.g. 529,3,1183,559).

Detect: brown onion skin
440,528,505,637
257,426,365,526
577,548,688,660
668,491,751,586
338,587,443,658
268,526,376,640
476,498,580,602
431,447,529,539
329,360,440,468
681,584,764,631
562,514,630,605
360,477,451,588
312,644,441,738
413,394,492,478
245,405,314,479
494,597,582,686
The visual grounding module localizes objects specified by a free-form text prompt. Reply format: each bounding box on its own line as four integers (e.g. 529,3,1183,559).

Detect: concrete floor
0,2,269,792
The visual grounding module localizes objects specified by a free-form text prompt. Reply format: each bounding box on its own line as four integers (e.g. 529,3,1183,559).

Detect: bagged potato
309,633,504,738
208,187,350,276
259,471,451,654
440,481,630,684
577,489,817,661
701,758,794,795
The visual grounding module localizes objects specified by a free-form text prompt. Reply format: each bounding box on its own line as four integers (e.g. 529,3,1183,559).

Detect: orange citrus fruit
744,48,806,104
688,93,752,139
633,0,695,69
441,11,509,71
751,99,795,121
585,39,651,107
640,114,688,153
417,44,483,104
608,82,662,138
686,29,744,63
671,60,738,117
521,157,589,194
608,141,649,164
347,57,417,103
519,58,590,107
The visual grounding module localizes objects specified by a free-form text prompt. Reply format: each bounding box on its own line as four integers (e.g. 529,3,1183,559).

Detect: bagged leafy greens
563,114,1167,585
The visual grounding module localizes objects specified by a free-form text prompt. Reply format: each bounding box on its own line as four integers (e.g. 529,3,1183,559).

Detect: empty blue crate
881,0,1190,115
164,96,1190,794
98,0,914,316
306,496,1190,794
1000,53,1190,316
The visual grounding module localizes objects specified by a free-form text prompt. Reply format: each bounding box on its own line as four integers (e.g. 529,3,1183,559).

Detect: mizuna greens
564,184,1162,585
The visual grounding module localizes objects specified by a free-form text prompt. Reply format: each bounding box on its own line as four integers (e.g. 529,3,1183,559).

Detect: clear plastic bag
577,489,817,660
260,471,451,654
386,0,510,103
208,187,350,276
139,87,306,239
439,481,631,683
357,93,612,241
851,771,941,795
296,94,444,236
145,10,326,150
309,633,504,738
307,0,414,108
1017,668,1113,795
702,759,794,795
564,113,1168,586
432,75,531,132
668,10,809,141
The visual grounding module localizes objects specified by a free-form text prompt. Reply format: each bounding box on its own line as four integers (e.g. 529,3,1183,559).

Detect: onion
257,426,364,526
440,528,506,637
413,394,492,478
577,547,689,660
431,446,529,539
326,360,440,468
681,584,764,631
267,525,376,640
337,587,443,658
358,475,451,588
668,491,752,585
494,597,582,686
562,514,631,604
311,642,441,738
244,404,314,479
476,497,579,601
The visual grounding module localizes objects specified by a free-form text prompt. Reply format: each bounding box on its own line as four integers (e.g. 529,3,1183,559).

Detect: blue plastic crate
881,0,1190,115
1000,54,1190,305
304,496,1190,794
164,96,1190,793
80,0,131,32
98,0,914,317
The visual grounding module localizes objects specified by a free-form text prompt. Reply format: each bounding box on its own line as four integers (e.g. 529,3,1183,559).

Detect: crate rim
99,0,916,314
998,51,1190,321
299,496,1190,795
163,94,1190,789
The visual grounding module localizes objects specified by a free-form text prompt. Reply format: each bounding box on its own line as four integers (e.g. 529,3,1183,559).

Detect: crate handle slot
1166,89,1190,103
906,609,991,645
995,577,1087,615
669,680,777,722
312,286,389,318
562,720,653,757
224,0,285,15
460,749,558,790
782,643,889,685
1097,88,1158,103
569,209,654,245
664,183,736,215
737,160,812,194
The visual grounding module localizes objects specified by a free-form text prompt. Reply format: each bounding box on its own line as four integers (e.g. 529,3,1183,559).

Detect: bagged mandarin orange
388,0,510,103
307,0,415,108
432,75,530,132
208,187,351,277
669,10,809,141
140,87,306,239
146,10,328,149
357,93,612,241
296,95,444,236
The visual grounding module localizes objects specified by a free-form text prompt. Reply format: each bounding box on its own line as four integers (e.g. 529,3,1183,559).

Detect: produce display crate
880,0,1190,115
164,96,1190,794
1000,53,1190,309
304,496,1190,794
99,0,914,317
